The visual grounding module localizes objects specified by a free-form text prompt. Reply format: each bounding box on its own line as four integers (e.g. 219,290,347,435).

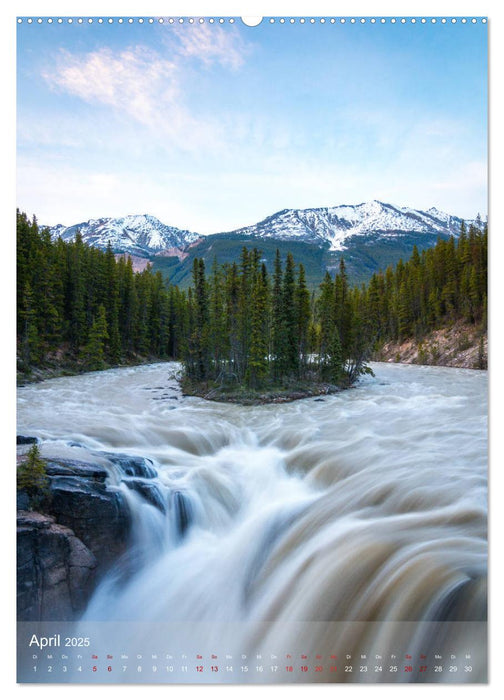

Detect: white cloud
39,26,252,152
42,46,183,132
175,23,250,70
45,47,177,107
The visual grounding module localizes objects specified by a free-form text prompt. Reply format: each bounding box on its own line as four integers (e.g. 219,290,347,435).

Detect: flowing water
17,362,487,682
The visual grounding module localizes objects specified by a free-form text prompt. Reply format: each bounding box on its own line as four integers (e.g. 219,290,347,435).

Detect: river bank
373,322,487,370
16,352,172,386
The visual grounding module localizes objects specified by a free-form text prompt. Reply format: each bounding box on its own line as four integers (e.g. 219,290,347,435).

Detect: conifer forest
17,209,487,391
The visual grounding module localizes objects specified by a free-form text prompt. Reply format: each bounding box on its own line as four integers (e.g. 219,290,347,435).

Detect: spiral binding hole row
17,17,487,26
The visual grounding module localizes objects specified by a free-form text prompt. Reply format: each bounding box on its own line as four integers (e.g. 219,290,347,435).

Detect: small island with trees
181,249,372,403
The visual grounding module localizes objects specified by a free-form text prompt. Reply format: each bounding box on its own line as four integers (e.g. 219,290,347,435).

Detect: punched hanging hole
241,17,263,27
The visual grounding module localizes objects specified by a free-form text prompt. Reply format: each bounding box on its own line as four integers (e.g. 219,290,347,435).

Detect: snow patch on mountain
47,214,201,258
219,200,471,252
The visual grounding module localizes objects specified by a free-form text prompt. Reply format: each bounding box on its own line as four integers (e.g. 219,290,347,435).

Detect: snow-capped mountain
46,202,478,272
220,200,470,252
48,214,201,258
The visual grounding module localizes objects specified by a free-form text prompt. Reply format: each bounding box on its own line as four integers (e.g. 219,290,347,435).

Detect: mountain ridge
44,201,482,287
46,200,476,259
211,200,470,252
48,213,202,259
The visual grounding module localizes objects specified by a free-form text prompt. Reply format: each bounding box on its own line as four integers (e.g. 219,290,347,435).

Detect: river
17,361,487,683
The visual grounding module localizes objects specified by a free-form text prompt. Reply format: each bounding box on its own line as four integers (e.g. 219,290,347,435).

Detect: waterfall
17,361,487,682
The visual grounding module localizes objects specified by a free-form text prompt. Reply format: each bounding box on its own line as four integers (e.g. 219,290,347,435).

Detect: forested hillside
354,219,487,347
17,210,487,390
17,210,188,374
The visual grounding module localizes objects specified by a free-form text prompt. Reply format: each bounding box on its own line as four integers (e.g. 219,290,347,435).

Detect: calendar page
16,13,488,684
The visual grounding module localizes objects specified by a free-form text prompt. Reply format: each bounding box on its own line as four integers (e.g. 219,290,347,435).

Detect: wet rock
48,475,130,571
172,491,192,537
17,511,96,621
45,459,108,481
103,452,158,479
17,435,39,445
17,490,30,510
125,480,166,513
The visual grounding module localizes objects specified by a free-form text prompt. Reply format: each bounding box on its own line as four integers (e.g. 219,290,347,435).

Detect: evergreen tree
281,252,298,377
187,258,210,381
327,325,344,383
225,262,241,379
334,258,352,358
296,263,311,375
17,444,50,510
118,256,139,355
104,243,122,362
209,258,228,376
318,271,335,379
247,263,269,388
81,304,109,370
271,249,284,380
66,233,87,352
20,282,40,366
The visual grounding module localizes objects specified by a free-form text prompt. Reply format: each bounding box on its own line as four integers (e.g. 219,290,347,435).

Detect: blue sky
17,16,487,233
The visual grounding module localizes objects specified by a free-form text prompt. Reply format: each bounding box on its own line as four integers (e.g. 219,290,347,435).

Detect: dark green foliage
19,282,40,367
187,258,210,381
81,304,109,370
353,221,487,348
281,252,299,377
208,258,229,376
17,444,50,510
16,210,186,373
295,264,311,375
270,249,284,380
183,248,356,388
150,234,330,290
150,230,458,291
246,263,270,388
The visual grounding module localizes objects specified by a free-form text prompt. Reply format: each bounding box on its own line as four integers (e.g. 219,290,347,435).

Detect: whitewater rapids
17,361,487,682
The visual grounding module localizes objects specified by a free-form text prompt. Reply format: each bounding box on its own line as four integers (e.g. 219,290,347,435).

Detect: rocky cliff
17,456,132,621
17,511,96,621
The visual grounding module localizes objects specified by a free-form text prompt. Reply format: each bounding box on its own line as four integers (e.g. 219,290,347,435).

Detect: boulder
16,435,39,445
125,479,166,513
44,459,108,481
102,452,158,478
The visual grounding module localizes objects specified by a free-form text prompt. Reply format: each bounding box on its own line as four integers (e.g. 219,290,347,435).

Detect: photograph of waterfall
16,10,488,685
